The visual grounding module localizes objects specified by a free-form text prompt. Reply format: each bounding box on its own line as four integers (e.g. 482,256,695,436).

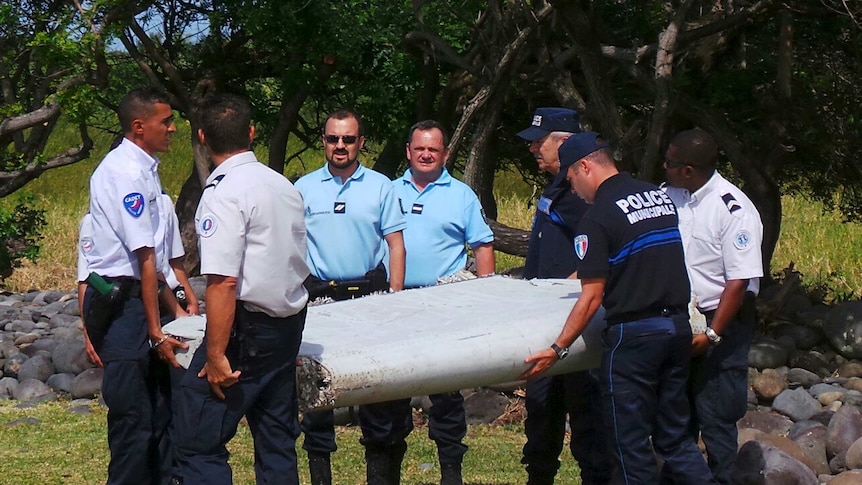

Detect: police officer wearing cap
295,109,407,485
82,87,188,485
394,120,495,485
661,128,763,485
173,94,309,484
521,132,717,484
515,108,611,485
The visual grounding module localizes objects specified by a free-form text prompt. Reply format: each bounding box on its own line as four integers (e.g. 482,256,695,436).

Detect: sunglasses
664,159,691,169
323,135,359,145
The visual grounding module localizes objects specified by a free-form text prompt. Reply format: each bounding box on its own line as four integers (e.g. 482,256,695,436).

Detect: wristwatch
704,327,723,346
550,343,569,360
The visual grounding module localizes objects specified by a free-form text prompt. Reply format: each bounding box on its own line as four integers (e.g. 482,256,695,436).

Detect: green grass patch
0,400,582,484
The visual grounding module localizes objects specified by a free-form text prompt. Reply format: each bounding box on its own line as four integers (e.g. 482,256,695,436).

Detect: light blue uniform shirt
395,168,494,288
295,163,405,281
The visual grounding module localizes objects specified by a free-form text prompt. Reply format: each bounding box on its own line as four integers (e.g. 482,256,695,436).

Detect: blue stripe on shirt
609,227,682,266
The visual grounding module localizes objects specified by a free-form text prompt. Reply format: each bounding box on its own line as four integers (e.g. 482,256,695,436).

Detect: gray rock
51,338,90,374
14,333,40,345
46,373,75,393
62,299,79,316
750,338,790,370
775,323,824,351
16,354,54,382
16,392,57,408
3,353,27,378
790,420,827,439
70,368,103,399
811,383,845,398
12,378,52,401
731,440,818,484
827,405,862,461
777,335,798,354
798,305,830,329
51,327,80,340
754,432,830,476
773,387,821,422
6,319,35,333
788,368,822,387
789,350,833,377
20,337,58,356
6,417,39,426
785,293,814,317
463,388,510,425
823,302,862,360
49,313,80,329
842,390,862,407
829,454,846,474
41,290,64,304
738,410,794,436
0,376,17,399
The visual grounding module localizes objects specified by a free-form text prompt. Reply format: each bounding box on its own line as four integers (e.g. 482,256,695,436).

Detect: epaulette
204,174,226,191
721,193,742,213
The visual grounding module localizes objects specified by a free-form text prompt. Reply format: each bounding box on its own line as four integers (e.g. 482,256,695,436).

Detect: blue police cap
559,132,608,170
516,107,581,141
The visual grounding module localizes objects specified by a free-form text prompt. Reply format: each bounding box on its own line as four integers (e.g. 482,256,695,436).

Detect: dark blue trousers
428,391,468,465
301,409,338,454
174,307,306,485
687,315,753,485
522,371,612,484
358,398,414,450
601,314,716,485
86,290,168,485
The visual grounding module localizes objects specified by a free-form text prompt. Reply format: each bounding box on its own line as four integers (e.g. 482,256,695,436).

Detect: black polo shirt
576,173,690,324
523,172,590,279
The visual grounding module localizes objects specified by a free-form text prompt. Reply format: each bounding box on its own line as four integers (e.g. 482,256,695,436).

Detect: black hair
117,87,172,133
197,94,252,155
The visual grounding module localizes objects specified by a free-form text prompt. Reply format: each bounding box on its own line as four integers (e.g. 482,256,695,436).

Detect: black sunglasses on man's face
323,135,359,145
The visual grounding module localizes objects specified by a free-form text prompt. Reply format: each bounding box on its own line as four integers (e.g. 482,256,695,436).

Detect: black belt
608,306,686,326
103,276,142,299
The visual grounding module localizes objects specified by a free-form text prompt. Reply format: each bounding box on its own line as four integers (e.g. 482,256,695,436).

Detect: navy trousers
687,315,753,484
301,409,338,454
358,398,414,450
428,391,468,465
522,371,612,484
174,307,306,485
86,289,168,485
600,314,716,485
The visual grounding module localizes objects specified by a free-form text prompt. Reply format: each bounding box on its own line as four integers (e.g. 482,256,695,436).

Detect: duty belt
103,276,143,299
608,306,686,326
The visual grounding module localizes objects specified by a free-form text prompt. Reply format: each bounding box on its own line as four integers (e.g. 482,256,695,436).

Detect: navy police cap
559,131,609,170
516,107,581,141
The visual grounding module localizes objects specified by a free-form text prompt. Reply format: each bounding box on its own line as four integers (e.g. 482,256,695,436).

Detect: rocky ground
4,275,862,483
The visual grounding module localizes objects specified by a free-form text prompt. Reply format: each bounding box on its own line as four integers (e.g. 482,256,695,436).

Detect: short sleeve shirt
664,171,764,311
196,151,309,317
157,194,185,289
576,173,690,323
87,138,165,278
295,163,406,281
395,168,494,288
523,171,589,279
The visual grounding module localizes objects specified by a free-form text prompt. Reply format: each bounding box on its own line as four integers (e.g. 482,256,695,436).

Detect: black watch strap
550,343,569,360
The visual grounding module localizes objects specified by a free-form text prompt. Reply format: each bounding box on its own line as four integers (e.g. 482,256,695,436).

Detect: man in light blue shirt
394,120,494,485
294,109,407,485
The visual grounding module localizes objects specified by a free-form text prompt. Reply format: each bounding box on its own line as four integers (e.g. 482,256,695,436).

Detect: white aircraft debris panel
296,276,604,412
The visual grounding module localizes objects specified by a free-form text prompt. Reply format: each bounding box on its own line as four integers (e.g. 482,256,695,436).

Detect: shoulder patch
198,214,218,238
80,237,94,254
721,193,742,214
574,234,588,260
123,193,145,218
733,230,752,250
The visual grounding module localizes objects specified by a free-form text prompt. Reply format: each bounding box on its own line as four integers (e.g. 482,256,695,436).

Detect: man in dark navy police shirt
521,132,717,485
516,108,611,485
